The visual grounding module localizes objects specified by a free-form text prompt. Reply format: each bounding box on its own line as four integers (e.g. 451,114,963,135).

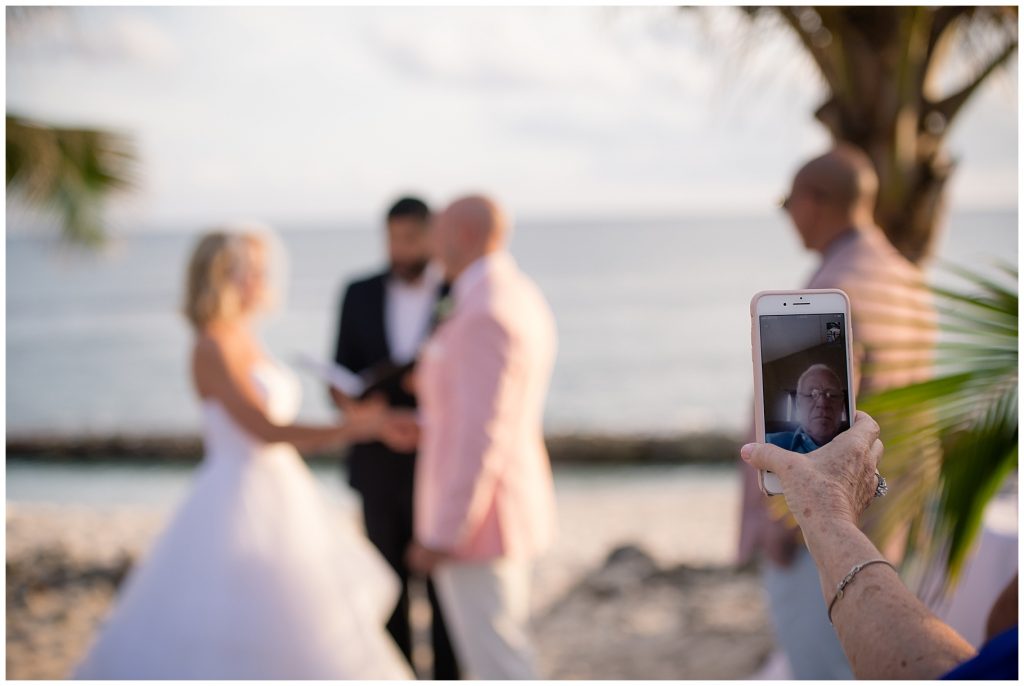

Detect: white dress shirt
385,263,443,365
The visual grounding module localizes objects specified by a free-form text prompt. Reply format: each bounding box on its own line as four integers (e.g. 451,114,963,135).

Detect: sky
5,5,1019,231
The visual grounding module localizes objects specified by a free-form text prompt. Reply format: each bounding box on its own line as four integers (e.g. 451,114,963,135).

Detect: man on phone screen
767,364,846,453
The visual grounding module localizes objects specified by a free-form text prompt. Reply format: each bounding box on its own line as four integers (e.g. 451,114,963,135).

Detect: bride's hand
344,395,420,451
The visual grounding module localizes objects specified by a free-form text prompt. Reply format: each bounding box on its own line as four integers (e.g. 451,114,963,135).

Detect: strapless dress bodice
199,359,302,464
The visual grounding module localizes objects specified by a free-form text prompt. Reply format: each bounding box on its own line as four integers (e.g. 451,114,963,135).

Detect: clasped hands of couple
340,392,419,454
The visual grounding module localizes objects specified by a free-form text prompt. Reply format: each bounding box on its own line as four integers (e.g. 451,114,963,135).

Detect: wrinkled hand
380,410,420,453
741,411,884,530
406,541,447,575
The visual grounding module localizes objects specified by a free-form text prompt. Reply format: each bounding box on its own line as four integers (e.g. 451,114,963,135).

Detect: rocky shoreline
7,504,771,680
6,431,743,465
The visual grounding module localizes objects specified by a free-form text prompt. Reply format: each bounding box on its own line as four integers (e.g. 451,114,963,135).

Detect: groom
407,195,558,679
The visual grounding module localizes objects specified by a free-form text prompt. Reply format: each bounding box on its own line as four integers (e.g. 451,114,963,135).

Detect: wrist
791,500,859,538
800,516,862,551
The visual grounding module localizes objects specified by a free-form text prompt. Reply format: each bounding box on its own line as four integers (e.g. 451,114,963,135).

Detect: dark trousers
362,490,461,680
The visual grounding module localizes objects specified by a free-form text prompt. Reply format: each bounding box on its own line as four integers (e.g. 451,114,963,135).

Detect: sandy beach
6,464,775,679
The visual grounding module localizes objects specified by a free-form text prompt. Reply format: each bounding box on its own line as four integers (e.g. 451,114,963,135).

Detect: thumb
740,442,797,473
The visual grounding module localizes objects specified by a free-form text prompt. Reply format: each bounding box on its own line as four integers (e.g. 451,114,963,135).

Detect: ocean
6,210,1017,438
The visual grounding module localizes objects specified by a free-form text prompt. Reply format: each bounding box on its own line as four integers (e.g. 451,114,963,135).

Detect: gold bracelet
828,558,898,624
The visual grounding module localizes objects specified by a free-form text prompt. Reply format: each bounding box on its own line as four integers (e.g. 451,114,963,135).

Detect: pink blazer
415,253,558,561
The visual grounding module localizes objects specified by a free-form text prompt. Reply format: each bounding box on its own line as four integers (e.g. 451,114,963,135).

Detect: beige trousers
433,558,537,680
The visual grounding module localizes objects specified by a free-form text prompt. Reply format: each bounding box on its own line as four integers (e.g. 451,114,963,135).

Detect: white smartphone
750,289,856,496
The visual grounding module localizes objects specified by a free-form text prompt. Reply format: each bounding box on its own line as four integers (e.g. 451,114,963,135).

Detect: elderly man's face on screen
795,364,845,446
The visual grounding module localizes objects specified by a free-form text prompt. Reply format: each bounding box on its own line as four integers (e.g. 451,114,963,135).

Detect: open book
294,353,368,397
295,353,418,399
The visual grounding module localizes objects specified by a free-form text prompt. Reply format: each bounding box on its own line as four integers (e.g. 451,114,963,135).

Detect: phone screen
758,312,852,454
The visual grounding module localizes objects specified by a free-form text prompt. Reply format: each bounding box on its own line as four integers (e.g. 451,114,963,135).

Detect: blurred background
5,5,1018,679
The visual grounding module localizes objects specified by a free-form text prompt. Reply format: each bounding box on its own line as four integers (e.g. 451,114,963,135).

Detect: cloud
361,7,717,98
101,14,179,66
7,8,179,67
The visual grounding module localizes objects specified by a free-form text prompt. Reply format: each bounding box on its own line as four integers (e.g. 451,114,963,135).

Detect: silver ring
874,471,888,498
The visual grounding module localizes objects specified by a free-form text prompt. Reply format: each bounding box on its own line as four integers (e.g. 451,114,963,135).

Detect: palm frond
6,114,136,246
860,264,1018,591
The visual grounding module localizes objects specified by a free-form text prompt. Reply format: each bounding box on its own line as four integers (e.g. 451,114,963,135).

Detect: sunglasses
778,185,830,211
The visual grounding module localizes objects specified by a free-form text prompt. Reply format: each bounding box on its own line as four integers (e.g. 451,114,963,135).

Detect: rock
534,545,774,679
7,431,744,465
581,544,660,598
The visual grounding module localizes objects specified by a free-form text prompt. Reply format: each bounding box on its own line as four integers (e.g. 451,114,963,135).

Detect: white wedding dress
74,359,412,680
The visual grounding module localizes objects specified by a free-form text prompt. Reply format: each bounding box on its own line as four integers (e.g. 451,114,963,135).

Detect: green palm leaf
6,114,136,246
860,264,1018,589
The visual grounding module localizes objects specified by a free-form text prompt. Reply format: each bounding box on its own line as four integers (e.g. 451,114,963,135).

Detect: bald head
785,144,879,252
797,363,842,393
432,194,510,280
795,144,878,214
445,195,509,247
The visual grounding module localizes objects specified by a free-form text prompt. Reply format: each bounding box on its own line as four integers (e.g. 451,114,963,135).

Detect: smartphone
750,289,856,496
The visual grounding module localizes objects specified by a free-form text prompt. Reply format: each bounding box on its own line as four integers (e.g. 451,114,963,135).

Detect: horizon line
6,205,1018,238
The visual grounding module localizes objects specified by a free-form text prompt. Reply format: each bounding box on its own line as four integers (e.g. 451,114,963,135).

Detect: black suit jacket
333,271,442,501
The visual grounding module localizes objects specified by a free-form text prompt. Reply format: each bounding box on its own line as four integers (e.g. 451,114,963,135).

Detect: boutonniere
433,295,455,325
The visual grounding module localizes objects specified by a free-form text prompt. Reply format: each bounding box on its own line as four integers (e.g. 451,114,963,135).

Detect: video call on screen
759,313,851,450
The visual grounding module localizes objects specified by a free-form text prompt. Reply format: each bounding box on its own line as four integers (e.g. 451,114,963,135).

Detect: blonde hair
183,231,264,330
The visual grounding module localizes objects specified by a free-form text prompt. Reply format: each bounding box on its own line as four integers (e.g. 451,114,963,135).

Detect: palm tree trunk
767,6,1017,265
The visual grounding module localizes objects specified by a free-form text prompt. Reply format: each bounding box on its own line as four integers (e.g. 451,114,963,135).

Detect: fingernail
740,443,755,459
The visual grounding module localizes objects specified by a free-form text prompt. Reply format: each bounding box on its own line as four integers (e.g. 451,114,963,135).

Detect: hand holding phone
750,289,856,496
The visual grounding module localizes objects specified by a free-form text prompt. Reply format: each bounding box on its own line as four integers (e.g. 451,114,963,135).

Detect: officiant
330,196,459,679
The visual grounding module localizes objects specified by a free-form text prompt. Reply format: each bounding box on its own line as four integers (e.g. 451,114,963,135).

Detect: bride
74,229,415,679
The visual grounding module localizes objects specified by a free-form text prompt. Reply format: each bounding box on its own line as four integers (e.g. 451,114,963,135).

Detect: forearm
261,422,351,452
802,519,975,679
